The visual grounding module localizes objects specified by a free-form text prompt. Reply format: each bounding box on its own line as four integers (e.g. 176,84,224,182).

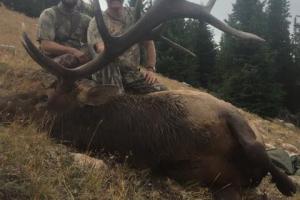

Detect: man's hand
144,69,158,85
70,48,89,64
40,40,90,64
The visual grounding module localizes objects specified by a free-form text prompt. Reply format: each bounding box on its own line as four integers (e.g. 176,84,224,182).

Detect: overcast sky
94,0,300,43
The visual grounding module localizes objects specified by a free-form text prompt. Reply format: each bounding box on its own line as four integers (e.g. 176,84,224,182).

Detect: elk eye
40,95,49,102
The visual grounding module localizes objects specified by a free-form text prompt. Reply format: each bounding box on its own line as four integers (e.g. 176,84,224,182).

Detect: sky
91,0,300,43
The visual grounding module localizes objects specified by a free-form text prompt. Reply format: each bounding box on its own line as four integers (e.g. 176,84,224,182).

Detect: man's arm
40,40,88,64
142,40,156,72
40,40,82,57
87,18,105,56
142,40,158,84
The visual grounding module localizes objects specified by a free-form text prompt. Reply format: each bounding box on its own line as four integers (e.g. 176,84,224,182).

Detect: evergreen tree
156,20,188,83
1,0,60,17
184,19,217,88
1,0,91,17
156,19,216,88
291,23,300,116
266,0,297,113
216,0,284,117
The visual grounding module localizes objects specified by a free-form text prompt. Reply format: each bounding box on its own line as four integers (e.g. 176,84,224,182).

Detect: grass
0,123,212,200
0,5,300,200
0,5,38,69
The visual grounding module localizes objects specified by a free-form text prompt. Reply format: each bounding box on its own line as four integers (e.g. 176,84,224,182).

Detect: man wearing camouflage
87,0,167,94
37,0,91,68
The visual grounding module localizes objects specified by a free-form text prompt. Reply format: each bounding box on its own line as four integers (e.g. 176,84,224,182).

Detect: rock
276,138,283,144
281,143,299,155
274,119,284,124
242,188,267,200
284,122,296,129
71,153,107,169
267,148,295,175
265,143,276,150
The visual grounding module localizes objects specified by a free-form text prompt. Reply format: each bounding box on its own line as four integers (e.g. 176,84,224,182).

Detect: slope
0,5,299,200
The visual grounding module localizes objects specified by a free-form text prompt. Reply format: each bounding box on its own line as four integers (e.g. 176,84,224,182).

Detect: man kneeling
37,0,91,68
87,0,167,94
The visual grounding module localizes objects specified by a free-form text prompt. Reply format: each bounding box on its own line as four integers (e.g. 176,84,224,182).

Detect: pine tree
291,20,300,116
266,0,297,113
156,19,216,88
216,0,284,117
184,19,217,88
1,0,91,17
156,20,188,82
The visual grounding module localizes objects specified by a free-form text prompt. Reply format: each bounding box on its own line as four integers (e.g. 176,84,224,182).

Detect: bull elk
2,0,296,199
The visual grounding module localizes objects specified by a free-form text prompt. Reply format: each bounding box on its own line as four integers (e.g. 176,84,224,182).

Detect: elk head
21,0,265,111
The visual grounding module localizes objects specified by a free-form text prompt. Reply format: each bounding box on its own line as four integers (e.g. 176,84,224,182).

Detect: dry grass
0,123,212,200
0,5,38,69
0,123,299,200
0,5,300,200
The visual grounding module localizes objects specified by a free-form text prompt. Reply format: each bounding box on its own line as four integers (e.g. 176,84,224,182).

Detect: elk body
0,83,296,199
3,0,295,199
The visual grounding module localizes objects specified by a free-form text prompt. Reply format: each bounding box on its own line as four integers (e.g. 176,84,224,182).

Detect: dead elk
1,0,297,199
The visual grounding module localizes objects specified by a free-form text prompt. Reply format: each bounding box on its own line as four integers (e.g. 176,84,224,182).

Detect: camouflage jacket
37,2,91,53
87,7,140,68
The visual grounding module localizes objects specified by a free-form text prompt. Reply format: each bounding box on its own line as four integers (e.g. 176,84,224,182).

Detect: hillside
0,5,300,200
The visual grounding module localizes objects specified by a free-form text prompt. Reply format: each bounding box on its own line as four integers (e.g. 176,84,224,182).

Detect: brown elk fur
0,77,296,200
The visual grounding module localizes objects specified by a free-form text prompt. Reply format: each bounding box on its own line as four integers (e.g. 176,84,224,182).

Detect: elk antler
22,0,265,81
205,0,217,12
158,0,217,57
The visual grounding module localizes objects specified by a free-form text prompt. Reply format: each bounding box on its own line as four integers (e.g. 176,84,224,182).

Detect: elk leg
224,111,296,196
212,185,242,200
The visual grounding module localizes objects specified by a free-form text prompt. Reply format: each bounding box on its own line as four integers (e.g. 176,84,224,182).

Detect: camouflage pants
120,66,167,95
92,65,167,95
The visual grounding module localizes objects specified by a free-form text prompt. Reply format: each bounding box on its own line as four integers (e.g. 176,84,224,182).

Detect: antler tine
117,0,265,45
160,36,197,57
94,0,113,47
21,32,112,80
206,0,216,12
134,0,143,21
145,24,165,40
21,32,70,78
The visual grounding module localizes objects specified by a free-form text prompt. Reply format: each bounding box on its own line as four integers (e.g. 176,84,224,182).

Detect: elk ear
76,79,122,106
